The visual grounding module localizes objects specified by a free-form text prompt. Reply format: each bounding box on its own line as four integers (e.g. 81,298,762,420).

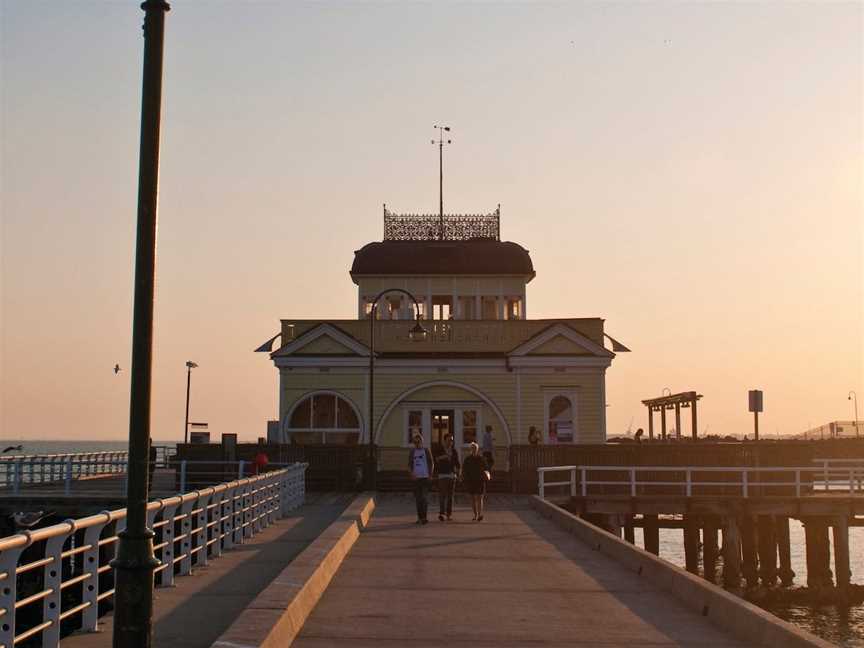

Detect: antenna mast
432,125,451,240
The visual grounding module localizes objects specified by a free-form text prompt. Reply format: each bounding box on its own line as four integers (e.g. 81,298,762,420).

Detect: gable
294,335,358,355
527,335,594,356
273,323,369,358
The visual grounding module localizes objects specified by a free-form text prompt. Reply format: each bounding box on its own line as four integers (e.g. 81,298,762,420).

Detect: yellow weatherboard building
264,206,627,471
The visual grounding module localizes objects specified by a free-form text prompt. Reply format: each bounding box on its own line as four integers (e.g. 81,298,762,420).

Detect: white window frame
285,392,362,444
543,388,579,444
399,402,482,448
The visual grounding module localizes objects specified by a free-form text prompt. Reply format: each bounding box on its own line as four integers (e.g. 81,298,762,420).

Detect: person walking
407,434,434,524
481,424,495,472
436,434,460,521
461,442,489,521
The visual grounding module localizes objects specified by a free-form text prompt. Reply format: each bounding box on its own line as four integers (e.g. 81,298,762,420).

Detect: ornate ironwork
383,205,500,241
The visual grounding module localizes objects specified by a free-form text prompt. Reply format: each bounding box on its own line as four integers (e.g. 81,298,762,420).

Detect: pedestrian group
408,426,494,524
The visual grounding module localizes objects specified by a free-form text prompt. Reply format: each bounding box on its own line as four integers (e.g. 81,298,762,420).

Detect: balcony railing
383,205,500,241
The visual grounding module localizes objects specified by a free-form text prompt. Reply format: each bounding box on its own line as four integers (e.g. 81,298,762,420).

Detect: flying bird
114,364,121,374
2,445,23,453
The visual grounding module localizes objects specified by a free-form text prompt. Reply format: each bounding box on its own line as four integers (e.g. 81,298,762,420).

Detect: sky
1,1,861,442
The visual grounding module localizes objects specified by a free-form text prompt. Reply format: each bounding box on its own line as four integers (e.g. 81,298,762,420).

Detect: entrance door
430,410,454,457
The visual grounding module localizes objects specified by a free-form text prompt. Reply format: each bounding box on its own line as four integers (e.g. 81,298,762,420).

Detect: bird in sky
2,445,23,453
114,364,121,374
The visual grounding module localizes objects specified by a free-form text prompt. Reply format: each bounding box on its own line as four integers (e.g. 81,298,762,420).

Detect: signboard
748,390,763,413
190,431,210,444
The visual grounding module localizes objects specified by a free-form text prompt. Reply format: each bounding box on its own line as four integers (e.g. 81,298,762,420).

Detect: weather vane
432,125,451,240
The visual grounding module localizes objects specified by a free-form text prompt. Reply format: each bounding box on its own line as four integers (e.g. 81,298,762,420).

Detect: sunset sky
2,2,861,442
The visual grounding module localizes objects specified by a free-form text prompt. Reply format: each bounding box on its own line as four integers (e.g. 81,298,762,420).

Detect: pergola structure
641,391,703,440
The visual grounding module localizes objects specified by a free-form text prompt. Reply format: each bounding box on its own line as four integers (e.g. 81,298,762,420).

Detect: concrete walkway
293,494,748,647
63,493,353,648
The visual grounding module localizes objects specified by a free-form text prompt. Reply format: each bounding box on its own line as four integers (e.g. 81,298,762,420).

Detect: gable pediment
273,323,369,357
508,323,614,358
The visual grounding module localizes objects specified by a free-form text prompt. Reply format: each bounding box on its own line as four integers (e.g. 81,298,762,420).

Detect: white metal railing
813,458,864,492
0,453,129,494
0,463,307,647
537,464,864,499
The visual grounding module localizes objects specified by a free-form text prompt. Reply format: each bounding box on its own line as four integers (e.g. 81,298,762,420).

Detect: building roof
350,240,535,277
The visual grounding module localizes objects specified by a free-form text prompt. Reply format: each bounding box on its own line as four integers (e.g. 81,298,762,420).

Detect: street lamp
184,361,198,444
366,289,427,489
850,391,859,438
112,2,170,647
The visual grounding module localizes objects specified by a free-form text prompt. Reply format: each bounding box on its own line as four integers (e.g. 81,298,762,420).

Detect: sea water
635,523,864,647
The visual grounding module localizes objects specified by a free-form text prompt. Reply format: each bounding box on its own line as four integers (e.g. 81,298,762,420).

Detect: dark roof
350,240,535,277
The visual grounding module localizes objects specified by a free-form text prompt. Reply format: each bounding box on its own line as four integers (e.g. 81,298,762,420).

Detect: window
548,395,574,443
462,410,478,444
286,393,361,445
407,410,423,445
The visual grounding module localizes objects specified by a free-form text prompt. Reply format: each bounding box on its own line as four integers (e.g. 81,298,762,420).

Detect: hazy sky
1,1,861,442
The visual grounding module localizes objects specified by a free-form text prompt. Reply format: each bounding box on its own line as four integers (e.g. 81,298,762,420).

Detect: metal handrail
0,462,307,647
537,465,864,499
0,453,130,493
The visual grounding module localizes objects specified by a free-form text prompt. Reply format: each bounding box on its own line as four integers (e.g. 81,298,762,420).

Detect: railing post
65,456,73,495
194,492,210,566
238,460,245,479
686,469,692,497
0,544,24,645
178,497,197,576
12,459,20,494
538,470,545,499
156,502,180,587
742,469,749,498
570,469,577,497
630,468,636,497
80,516,110,632
581,467,587,496
823,460,829,490
180,460,187,493
795,469,801,497
42,530,69,646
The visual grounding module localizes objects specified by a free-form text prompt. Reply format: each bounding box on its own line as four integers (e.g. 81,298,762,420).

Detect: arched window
547,395,574,444
286,393,360,445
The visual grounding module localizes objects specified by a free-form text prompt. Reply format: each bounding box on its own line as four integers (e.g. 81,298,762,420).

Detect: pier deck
62,493,353,648
292,494,748,647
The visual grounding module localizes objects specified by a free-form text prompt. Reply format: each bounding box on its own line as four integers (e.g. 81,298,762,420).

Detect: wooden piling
775,516,795,587
683,515,700,574
702,516,720,583
643,514,660,556
623,516,635,544
722,516,741,590
740,515,759,588
832,516,851,594
757,515,778,586
804,518,833,589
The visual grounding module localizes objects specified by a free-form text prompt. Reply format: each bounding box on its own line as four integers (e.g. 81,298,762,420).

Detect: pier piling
702,516,720,583
804,518,833,590
643,514,660,556
683,515,700,574
775,516,795,587
757,515,778,586
740,515,759,588
722,516,742,590
832,516,851,596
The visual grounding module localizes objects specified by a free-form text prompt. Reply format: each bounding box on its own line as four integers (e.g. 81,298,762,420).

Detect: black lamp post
183,361,198,444
850,391,859,439
112,2,170,647
365,289,427,489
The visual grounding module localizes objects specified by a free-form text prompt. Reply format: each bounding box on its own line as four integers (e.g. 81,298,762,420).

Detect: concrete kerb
529,496,833,648
210,493,376,648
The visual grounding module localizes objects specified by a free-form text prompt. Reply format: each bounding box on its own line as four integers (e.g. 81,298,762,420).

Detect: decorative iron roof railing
383,205,500,241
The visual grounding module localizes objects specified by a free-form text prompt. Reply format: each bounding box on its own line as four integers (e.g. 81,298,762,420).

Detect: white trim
507,357,612,368
274,323,369,358
508,323,614,358
375,380,511,445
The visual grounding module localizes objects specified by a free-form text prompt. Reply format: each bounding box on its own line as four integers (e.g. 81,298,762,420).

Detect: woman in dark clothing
461,442,488,521
436,434,460,521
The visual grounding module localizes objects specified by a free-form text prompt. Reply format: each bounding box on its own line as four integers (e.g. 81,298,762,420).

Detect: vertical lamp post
850,391,859,438
112,2,170,647
184,361,198,443
366,289,427,489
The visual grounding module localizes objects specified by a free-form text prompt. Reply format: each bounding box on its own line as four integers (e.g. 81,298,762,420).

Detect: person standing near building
436,434,460,521
408,434,434,524
462,442,488,521
481,425,495,472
